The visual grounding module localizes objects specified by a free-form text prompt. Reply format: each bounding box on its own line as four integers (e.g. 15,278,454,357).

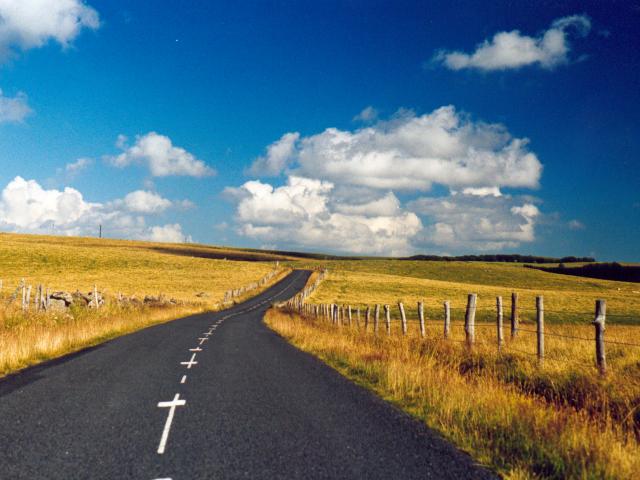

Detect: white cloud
65,157,91,174
353,106,378,123
435,14,590,71
0,176,191,242
0,89,31,123
248,132,299,176
0,176,97,229
122,190,172,214
0,0,100,58
110,132,215,177
408,192,540,251
227,176,422,256
334,191,402,217
146,223,190,243
461,186,502,197
252,106,542,191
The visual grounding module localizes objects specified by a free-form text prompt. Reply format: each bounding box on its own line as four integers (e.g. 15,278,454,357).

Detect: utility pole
99,224,102,238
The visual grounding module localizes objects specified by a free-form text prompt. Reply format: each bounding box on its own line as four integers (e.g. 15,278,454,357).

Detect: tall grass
266,309,640,479
0,232,291,377
0,302,205,376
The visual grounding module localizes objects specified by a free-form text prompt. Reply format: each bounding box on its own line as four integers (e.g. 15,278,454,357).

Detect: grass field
0,233,289,376
266,309,640,479
4,232,640,477
267,259,640,478
292,259,640,324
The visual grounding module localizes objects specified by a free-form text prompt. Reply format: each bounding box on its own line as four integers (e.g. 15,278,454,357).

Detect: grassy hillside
0,233,288,306
0,233,289,376
268,258,640,478
293,259,640,324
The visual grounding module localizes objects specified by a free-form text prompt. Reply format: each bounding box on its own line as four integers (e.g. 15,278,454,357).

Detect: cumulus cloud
235,106,548,254
0,0,100,59
0,89,31,123
0,176,191,242
146,223,190,243
0,176,97,230
249,106,541,191
408,192,540,251
122,190,172,214
110,132,215,177
247,132,299,176
435,14,590,71
226,176,422,256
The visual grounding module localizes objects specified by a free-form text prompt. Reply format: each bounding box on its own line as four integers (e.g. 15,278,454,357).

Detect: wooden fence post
593,299,606,375
384,305,391,335
356,307,361,328
365,306,370,331
348,305,352,326
511,292,519,339
464,294,477,348
418,301,425,338
21,280,26,311
536,296,544,365
374,304,380,335
94,284,99,309
444,301,450,339
398,302,407,335
497,296,504,352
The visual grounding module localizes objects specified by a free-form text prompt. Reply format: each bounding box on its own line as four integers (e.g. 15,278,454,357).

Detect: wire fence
279,293,640,375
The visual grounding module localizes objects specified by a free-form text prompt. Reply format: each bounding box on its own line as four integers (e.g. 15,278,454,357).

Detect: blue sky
0,0,638,260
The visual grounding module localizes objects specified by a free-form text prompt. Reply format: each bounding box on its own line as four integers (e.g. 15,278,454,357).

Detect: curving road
0,270,495,479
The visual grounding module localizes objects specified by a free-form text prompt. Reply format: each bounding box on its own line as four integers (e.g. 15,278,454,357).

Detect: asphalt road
0,270,495,479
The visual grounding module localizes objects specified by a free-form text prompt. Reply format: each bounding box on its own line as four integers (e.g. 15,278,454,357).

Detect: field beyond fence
271,266,640,479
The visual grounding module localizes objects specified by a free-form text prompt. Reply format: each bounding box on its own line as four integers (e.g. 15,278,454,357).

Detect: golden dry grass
292,260,640,324
266,309,640,479
0,302,205,376
0,233,288,306
0,232,290,376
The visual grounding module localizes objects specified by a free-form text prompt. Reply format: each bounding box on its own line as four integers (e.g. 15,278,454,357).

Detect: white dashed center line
151,272,304,466
180,353,198,369
157,393,186,454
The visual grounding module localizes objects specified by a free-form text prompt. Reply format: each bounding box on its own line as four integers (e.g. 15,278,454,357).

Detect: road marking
180,353,198,369
180,375,187,384
198,337,209,345
157,393,186,454
189,347,202,352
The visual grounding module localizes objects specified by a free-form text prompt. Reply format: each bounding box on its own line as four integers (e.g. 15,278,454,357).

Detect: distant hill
403,254,596,264
526,262,640,283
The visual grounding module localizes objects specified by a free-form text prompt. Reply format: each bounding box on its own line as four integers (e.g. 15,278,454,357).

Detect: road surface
0,270,495,479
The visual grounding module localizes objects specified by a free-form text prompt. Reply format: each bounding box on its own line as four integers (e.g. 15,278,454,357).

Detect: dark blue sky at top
0,0,638,260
